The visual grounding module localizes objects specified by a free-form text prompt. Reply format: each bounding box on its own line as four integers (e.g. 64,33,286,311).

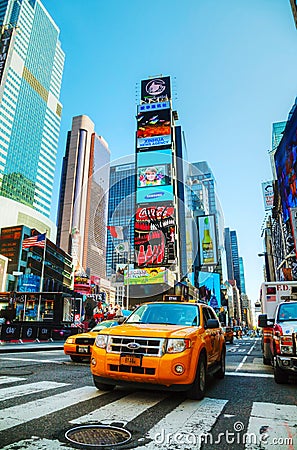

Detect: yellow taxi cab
64,320,121,362
222,326,234,343
90,301,226,400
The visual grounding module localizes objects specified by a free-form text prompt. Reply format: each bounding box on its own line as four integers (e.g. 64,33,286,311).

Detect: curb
0,342,64,353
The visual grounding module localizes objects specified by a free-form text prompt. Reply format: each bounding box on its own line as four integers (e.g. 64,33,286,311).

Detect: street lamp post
258,252,272,282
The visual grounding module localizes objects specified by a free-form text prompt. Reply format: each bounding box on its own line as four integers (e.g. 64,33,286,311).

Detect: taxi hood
100,323,200,338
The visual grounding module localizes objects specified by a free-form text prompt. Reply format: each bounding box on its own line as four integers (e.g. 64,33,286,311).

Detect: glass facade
106,158,135,279
0,0,64,218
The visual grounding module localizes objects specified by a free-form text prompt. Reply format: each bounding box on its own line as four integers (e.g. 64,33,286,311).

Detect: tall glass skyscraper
0,0,64,219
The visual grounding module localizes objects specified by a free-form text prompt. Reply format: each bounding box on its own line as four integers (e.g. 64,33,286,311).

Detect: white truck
258,282,297,383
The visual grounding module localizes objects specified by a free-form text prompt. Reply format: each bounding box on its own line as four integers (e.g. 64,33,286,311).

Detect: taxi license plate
78,346,89,354
120,355,141,366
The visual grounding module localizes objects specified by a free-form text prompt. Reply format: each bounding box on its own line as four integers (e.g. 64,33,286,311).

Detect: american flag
22,233,46,249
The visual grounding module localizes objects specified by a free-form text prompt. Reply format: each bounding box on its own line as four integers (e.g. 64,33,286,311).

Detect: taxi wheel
94,380,115,391
186,353,206,400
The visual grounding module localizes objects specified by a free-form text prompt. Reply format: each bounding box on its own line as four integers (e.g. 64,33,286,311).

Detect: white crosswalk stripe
245,402,297,450
0,381,69,401
137,397,228,449
0,376,26,385
0,376,296,450
0,386,103,431
70,390,167,426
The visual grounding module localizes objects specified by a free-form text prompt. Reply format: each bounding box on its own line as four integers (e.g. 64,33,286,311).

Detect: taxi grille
109,365,155,375
107,336,165,356
76,337,95,346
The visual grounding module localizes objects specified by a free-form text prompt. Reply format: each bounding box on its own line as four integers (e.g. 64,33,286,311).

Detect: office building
0,0,64,227
57,115,110,279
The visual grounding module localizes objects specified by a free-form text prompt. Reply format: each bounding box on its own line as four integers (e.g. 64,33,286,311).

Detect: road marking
0,381,69,401
246,402,297,450
226,372,274,378
71,391,167,426
235,341,256,371
0,357,63,364
137,397,228,449
0,376,26,385
0,386,103,431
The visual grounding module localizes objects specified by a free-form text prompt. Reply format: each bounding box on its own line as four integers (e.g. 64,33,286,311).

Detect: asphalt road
0,337,295,450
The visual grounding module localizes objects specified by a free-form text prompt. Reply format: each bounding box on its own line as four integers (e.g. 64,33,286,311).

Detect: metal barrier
0,324,81,343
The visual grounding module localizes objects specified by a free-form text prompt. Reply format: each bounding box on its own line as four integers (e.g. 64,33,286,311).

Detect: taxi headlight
95,334,109,349
66,337,76,344
166,339,190,354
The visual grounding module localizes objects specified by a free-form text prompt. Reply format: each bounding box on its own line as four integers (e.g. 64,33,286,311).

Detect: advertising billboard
136,148,173,203
124,267,175,286
138,101,170,113
137,109,171,148
134,205,176,267
198,271,221,309
0,27,13,84
141,76,171,103
197,215,218,266
261,181,274,211
274,117,297,222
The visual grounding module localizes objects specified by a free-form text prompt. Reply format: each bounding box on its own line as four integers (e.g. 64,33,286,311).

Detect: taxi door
202,307,217,365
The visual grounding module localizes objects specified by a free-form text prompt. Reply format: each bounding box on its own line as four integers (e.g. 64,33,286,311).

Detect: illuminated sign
137,109,171,149
138,101,170,112
262,181,274,211
141,76,171,103
197,215,218,266
0,27,13,84
136,185,174,203
198,271,221,309
134,205,176,267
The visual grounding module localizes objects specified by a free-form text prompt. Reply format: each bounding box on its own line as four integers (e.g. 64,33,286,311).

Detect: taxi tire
186,353,206,400
94,380,115,391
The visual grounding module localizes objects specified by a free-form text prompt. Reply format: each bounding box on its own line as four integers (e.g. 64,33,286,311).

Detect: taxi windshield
125,303,199,326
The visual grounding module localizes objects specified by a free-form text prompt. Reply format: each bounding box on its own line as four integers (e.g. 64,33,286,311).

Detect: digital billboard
141,76,171,103
138,101,170,113
262,181,274,211
136,185,174,204
134,205,176,267
124,267,175,286
197,215,218,266
275,118,297,222
138,165,168,187
137,109,171,148
198,271,221,309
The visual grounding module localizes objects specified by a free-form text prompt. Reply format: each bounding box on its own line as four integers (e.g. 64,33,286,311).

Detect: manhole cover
65,425,131,447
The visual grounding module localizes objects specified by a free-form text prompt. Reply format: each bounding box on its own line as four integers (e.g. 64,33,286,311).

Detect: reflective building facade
0,0,64,219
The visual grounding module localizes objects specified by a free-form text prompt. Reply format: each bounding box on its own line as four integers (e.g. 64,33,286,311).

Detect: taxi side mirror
206,319,219,329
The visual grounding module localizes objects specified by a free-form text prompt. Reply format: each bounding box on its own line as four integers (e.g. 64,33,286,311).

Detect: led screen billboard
262,181,274,211
197,215,218,266
124,267,174,286
274,119,297,222
141,76,171,103
137,109,171,148
134,205,176,267
198,271,221,309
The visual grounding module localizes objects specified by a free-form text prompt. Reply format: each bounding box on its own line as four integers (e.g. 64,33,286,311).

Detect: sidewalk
0,340,65,353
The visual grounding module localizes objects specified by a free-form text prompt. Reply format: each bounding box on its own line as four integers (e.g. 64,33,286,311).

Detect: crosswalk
0,376,296,449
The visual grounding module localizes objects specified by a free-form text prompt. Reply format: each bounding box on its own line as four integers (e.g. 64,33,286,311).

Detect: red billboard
134,205,176,267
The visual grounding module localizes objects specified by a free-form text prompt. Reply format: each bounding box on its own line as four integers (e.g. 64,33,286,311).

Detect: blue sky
42,0,297,304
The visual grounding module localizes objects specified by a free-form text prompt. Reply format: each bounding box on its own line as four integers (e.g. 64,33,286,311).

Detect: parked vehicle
90,301,226,400
64,320,123,362
258,281,297,383
222,326,233,343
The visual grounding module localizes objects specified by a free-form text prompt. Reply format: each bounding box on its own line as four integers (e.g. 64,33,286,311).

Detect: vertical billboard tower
133,76,179,298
